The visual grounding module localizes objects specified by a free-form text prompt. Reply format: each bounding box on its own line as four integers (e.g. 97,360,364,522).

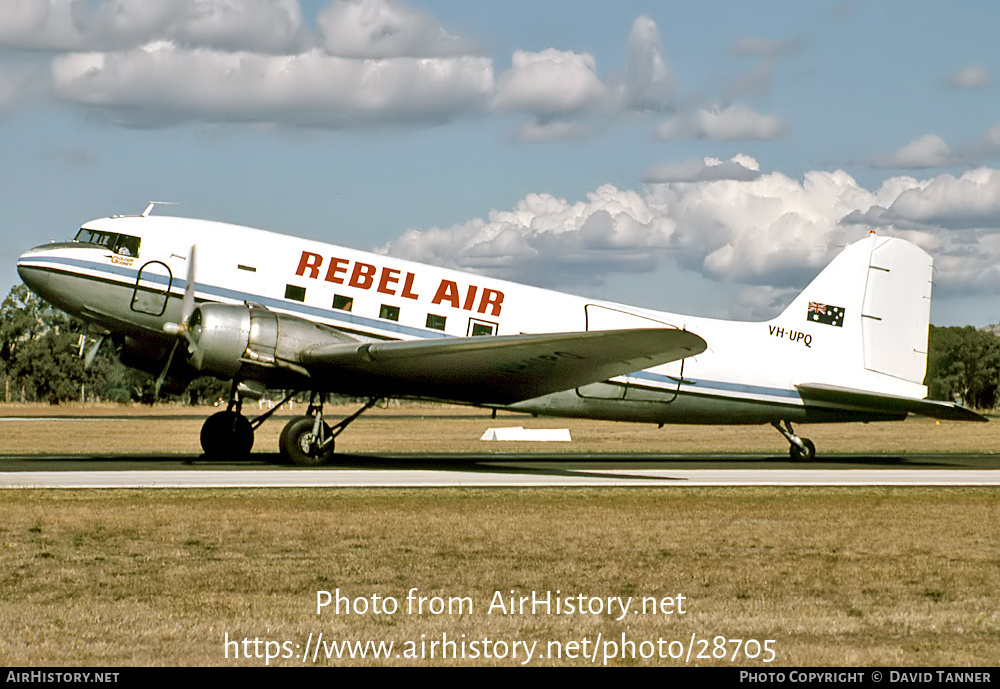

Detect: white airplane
16,205,984,464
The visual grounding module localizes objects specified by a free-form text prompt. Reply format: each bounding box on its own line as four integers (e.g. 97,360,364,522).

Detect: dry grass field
1,400,998,455
0,403,998,667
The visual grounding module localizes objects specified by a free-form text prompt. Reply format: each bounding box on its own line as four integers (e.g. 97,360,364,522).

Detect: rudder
859,238,932,385
775,234,933,392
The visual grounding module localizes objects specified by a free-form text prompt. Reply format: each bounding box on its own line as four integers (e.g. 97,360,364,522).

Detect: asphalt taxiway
1,451,999,487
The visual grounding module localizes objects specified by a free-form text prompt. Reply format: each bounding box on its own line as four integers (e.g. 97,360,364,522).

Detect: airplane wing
796,383,988,422
299,328,707,405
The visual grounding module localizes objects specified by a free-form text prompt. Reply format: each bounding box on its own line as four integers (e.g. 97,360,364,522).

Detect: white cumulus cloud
641,155,761,183
0,0,53,46
380,184,672,285
2,2,685,136
622,15,672,112
945,65,993,89
655,104,787,141
51,41,493,128
382,157,1000,308
317,0,477,58
0,0,306,52
493,49,610,118
871,134,956,169
878,168,1000,229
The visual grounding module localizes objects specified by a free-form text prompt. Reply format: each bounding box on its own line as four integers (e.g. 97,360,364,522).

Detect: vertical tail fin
775,234,932,395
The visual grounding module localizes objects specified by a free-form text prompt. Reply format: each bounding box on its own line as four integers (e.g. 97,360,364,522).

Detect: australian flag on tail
807,302,845,327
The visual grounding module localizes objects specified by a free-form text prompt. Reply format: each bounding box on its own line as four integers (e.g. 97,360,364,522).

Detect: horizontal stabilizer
300,328,706,405
797,383,988,422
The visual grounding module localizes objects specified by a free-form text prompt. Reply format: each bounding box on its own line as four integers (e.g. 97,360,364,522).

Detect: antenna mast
142,201,178,217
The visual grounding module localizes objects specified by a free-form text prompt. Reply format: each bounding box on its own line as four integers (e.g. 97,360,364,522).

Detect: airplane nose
17,264,48,293
17,245,54,295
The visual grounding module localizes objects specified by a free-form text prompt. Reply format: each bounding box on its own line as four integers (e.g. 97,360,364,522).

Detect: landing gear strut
772,420,816,461
278,395,381,466
199,382,297,460
200,382,255,459
198,383,380,464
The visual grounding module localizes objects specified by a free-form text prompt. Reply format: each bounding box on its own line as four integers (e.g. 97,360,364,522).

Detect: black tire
279,416,335,466
789,438,816,462
200,411,254,459
277,416,310,464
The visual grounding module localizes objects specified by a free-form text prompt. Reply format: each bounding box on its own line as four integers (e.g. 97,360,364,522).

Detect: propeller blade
83,334,108,370
154,340,180,397
156,245,198,397
181,244,196,324
164,245,198,335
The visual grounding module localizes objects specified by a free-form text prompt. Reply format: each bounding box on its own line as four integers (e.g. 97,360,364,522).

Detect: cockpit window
75,228,113,247
116,234,140,256
74,229,141,257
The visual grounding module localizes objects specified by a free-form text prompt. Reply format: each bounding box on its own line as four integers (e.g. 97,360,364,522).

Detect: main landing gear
199,381,261,459
278,395,380,466
771,420,816,461
198,383,380,465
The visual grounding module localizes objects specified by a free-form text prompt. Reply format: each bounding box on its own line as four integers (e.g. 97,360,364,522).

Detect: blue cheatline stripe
627,369,802,400
19,254,805,404
18,254,453,340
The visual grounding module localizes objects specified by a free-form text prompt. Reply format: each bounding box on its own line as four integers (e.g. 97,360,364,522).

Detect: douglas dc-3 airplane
17,205,985,464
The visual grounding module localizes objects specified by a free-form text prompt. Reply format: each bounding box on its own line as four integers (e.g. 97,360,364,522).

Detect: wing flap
300,328,706,405
797,383,987,422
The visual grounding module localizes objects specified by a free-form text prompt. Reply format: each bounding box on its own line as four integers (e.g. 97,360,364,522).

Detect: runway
2,451,999,487
3,468,1000,487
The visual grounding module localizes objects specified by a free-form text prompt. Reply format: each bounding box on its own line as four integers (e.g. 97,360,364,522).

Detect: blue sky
2,0,1000,325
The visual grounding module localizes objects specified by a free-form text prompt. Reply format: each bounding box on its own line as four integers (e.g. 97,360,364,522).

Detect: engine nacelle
186,304,251,379
185,303,357,382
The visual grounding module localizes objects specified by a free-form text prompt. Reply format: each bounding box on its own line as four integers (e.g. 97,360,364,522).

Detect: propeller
78,328,109,370
83,334,108,370
155,245,197,396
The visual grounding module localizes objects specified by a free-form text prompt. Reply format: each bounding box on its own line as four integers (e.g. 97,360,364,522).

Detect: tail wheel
200,411,254,459
789,438,816,462
279,416,335,466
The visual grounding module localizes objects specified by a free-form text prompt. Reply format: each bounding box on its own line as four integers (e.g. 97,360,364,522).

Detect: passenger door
131,261,173,316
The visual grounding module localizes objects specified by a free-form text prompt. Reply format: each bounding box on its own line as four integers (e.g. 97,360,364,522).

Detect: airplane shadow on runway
298,452,980,479
237,451,995,482
4,452,995,483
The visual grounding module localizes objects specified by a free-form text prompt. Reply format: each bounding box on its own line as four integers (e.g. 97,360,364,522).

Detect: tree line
2,283,999,408
0,285,228,404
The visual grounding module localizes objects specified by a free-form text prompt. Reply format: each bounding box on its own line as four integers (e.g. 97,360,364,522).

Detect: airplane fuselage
17,214,923,426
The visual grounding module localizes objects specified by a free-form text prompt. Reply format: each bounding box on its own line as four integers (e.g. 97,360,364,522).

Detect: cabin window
468,318,497,336
332,294,353,312
379,304,400,322
285,285,306,302
426,314,447,331
74,229,141,257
